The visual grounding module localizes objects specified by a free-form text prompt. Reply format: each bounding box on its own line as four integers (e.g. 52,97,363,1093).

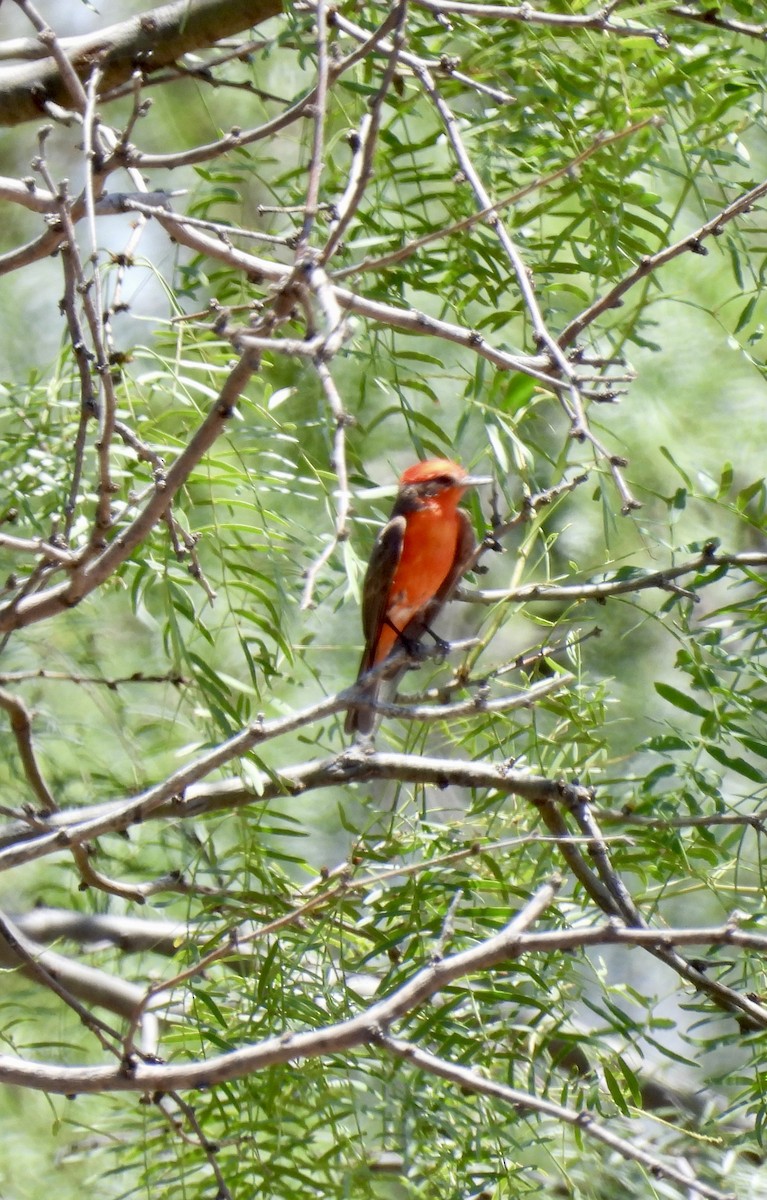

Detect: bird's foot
424,626,451,660
396,632,426,665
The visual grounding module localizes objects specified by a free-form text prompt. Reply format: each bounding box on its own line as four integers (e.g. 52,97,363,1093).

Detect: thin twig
82,66,119,550
0,687,57,813
0,531,77,565
462,547,767,606
333,116,661,282
166,1092,234,1200
300,368,352,608
164,512,217,604
373,672,573,724
320,0,409,265
0,908,122,1053
409,57,639,509
402,626,601,705
410,59,570,371
31,137,96,543
295,0,329,257
558,175,767,349
0,174,57,211
668,5,767,41
0,669,187,687
379,1035,732,1200
63,272,97,540
69,841,193,904
409,0,669,45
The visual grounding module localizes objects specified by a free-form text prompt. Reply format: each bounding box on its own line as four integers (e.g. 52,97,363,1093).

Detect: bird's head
398,458,491,508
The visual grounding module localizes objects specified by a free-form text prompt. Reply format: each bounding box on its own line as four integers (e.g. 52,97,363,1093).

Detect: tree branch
559,175,767,349
0,745,594,872
462,548,767,606
410,0,669,46
0,909,150,1023
13,907,185,956
0,350,260,632
0,686,58,813
0,0,282,127
379,1034,731,1200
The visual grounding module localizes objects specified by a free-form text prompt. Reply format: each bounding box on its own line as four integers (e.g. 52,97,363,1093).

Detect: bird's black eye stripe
418,474,454,490
414,473,458,498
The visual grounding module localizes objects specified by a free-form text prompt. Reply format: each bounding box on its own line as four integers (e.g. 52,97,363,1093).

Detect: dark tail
344,679,378,737
345,648,378,736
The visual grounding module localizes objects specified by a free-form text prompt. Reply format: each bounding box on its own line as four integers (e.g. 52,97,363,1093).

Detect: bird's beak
462,474,493,488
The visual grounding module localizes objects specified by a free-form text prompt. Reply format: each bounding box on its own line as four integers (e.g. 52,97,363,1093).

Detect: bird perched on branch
346,457,490,736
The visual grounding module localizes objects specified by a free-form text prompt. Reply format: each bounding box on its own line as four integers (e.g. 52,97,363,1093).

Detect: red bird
346,458,489,735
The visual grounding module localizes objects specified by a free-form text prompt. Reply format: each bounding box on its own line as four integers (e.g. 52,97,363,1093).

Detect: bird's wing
359,513,407,667
432,508,476,608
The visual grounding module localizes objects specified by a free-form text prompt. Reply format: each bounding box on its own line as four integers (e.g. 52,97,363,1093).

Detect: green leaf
659,446,692,487
603,1066,631,1115
705,744,764,783
735,295,758,334
717,461,733,498
654,682,708,718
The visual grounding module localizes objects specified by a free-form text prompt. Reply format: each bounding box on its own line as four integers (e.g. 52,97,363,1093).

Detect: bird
345,457,490,736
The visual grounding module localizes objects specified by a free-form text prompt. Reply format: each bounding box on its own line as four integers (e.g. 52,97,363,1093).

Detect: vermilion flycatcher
346,458,490,735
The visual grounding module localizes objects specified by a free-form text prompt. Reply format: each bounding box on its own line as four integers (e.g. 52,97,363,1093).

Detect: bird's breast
372,506,460,663
391,509,458,602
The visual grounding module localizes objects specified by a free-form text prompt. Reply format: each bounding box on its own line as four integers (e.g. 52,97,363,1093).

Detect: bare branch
0,0,282,128
0,885,762,1162
410,0,669,45
668,6,767,41
320,1,409,266
462,547,767,607
0,686,57,813
559,176,767,349
0,745,596,873
0,350,260,632
13,907,185,955
131,6,405,173
380,1035,732,1200
0,881,562,1095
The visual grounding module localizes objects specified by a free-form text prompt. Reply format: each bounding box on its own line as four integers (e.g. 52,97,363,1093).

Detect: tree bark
0,0,283,127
